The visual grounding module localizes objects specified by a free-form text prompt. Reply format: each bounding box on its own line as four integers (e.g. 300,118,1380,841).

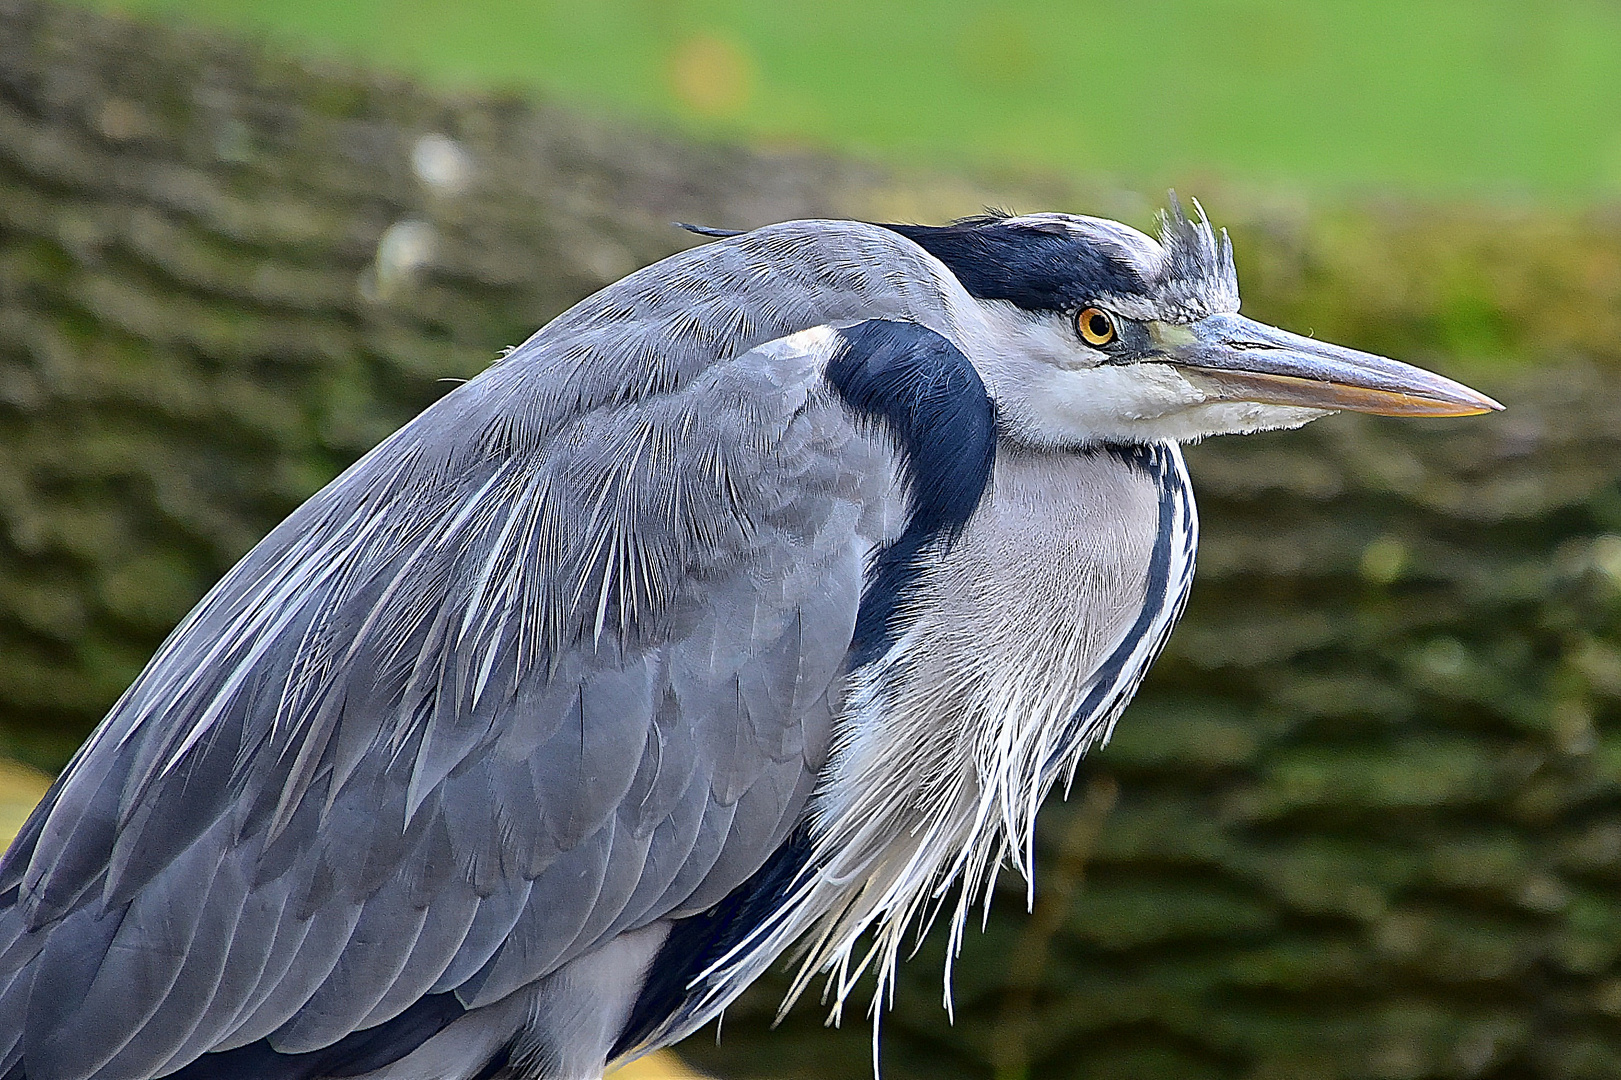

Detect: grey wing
0,309,914,1078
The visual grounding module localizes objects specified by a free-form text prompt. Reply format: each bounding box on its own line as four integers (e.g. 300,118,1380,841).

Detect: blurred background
63,0,1621,199
3,0,1621,1077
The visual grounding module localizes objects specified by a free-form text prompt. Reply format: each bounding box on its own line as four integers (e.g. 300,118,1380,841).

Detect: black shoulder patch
825,319,997,668
611,826,814,1059
881,220,1147,312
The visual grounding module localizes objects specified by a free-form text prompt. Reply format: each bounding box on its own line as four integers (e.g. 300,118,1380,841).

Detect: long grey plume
1156,190,1239,316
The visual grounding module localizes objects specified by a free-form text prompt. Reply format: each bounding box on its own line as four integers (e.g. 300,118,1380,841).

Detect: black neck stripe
825,318,998,669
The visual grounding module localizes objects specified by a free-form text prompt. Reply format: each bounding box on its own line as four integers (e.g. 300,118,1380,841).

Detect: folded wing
0,221,973,1080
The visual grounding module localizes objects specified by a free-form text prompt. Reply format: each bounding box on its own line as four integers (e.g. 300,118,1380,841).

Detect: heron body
0,204,1498,1080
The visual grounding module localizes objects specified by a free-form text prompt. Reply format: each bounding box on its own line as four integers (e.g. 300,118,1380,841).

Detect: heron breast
910,444,1168,710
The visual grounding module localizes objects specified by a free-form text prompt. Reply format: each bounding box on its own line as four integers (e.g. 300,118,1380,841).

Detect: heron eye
1076,307,1117,347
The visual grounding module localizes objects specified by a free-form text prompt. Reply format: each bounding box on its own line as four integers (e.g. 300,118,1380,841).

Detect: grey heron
0,199,1499,1080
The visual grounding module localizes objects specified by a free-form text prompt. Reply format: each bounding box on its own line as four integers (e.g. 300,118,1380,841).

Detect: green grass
79,0,1621,199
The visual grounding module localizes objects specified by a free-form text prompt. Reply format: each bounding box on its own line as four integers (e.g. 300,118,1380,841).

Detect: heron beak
1155,313,1503,417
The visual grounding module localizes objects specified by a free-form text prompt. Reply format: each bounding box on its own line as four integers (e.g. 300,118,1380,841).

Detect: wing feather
267,885,433,1053
225,902,365,1051
209,875,311,1052
426,880,533,996
0,220,961,1076
603,761,715,939
18,904,124,1072
454,825,617,1009
26,816,229,1080
565,806,661,959
174,869,301,1061
352,882,481,1029
96,849,253,1078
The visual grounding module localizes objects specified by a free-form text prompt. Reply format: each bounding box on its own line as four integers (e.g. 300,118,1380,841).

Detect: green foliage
68,0,1621,199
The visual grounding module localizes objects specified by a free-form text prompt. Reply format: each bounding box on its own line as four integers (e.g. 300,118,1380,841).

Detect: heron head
883,196,1501,447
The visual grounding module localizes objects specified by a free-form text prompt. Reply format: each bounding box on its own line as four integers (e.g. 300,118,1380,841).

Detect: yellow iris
1077,306,1117,346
